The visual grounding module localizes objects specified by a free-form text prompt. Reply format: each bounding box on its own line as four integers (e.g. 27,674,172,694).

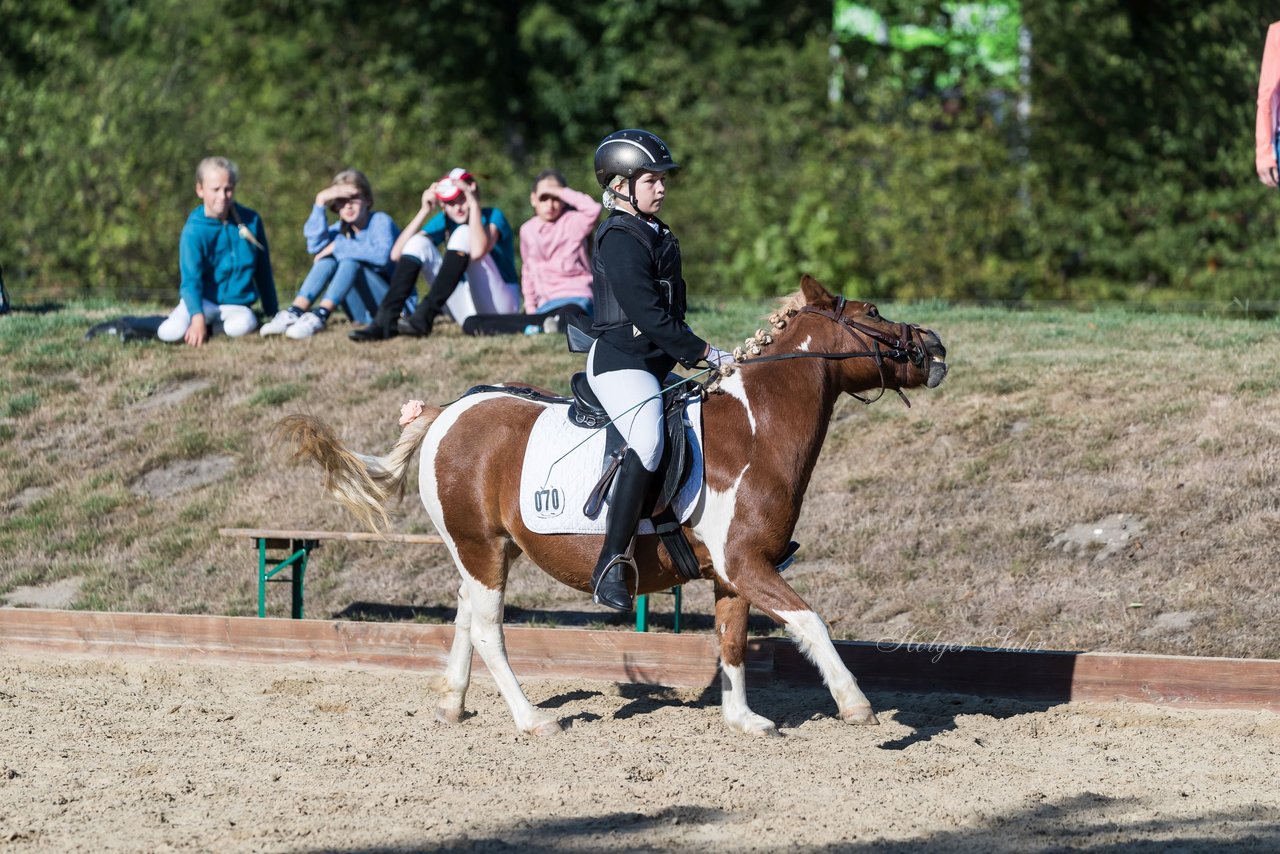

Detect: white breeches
158,299,259,342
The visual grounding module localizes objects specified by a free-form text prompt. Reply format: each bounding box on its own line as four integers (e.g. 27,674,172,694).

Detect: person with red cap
348,168,519,341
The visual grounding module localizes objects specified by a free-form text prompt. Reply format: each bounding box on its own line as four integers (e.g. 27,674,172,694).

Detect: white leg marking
716,371,756,434
690,465,748,584
778,608,878,725
465,582,562,736
435,583,473,723
720,662,778,736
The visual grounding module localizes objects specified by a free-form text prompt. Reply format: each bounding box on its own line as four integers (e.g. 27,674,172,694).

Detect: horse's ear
799,274,834,307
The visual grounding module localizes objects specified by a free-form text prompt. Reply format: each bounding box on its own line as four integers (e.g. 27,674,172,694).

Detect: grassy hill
2,295,1278,659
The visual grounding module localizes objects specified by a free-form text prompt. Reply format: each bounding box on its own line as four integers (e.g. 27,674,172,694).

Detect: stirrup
591,552,638,611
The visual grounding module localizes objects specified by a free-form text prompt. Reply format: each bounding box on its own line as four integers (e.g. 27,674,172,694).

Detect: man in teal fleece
157,156,278,346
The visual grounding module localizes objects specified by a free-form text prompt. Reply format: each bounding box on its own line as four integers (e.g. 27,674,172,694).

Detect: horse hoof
528,719,563,737
434,705,465,724
841,707,880,726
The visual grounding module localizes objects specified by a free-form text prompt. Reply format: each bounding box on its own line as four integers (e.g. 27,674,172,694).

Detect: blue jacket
303,206,400,276
178,203,278,317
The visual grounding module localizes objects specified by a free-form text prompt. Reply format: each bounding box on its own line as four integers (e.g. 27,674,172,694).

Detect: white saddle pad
519,397,704,535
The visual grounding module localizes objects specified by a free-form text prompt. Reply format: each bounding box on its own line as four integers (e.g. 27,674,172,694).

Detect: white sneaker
285,311,326,339
260,310,298,336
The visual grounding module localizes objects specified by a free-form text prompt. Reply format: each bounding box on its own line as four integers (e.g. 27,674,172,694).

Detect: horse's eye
868,306,879,318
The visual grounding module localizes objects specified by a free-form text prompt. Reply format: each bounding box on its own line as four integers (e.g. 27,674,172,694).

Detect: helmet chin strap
606,177,641,213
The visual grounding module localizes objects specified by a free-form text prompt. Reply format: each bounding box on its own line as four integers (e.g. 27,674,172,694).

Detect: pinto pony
278,275,947,736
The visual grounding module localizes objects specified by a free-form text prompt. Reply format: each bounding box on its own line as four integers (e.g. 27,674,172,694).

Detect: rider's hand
703,344,733,368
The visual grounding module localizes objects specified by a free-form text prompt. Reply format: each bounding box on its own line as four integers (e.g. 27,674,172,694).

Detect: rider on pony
585,129,732,612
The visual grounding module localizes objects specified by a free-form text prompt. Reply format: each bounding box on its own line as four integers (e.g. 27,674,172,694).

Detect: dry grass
2,299,1279,659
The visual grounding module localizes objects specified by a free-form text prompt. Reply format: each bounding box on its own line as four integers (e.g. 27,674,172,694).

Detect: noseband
728,295,929,406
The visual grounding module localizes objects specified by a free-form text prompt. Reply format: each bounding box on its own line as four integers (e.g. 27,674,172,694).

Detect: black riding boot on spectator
349,256,423,342
402,250,469,336
590,450,653,612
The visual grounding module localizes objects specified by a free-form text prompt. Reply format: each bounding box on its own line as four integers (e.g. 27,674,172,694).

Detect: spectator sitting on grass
348,168,519,341
260,169,400,339
155,156,278,346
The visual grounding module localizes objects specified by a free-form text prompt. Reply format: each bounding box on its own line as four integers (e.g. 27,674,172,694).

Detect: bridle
726,295,931,406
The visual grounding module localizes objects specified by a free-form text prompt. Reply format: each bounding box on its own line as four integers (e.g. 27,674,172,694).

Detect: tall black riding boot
405,250,469,336
350,256,422,341
590,450,654,611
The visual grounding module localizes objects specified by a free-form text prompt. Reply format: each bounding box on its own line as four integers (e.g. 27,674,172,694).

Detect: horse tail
275,407,441,533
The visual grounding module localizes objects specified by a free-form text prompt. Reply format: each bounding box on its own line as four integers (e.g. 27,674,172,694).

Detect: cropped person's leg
156,301,192,343
297,256,338,305
351,234,436,341
218,304,259,338
452,255,517,326
264,257,337,336
406,237,468,336
343,266,389,326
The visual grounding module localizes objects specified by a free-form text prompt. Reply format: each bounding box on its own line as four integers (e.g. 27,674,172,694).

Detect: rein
731,296,926,406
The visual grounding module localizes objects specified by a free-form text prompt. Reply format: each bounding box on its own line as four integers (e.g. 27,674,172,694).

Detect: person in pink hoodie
519,170,602,319
1256,21,1280,187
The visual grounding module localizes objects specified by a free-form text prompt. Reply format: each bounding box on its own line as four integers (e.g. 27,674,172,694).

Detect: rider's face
631,171,666,216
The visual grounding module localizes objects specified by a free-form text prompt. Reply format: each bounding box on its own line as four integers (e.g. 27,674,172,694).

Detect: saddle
463,376,703,580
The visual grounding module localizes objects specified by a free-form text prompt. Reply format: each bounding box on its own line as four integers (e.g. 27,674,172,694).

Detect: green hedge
2,0,1277,306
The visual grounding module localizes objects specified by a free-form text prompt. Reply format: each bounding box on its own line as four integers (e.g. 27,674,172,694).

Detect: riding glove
703,345,733,368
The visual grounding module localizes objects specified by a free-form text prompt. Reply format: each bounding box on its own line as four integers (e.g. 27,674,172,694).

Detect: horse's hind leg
714,585,779,737
454,541,561,736
435,582,473,724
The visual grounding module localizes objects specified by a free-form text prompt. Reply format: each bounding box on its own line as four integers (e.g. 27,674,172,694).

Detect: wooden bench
218,527,682,632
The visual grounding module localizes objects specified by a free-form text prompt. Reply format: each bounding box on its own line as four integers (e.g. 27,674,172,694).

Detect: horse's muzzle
923,330,947,388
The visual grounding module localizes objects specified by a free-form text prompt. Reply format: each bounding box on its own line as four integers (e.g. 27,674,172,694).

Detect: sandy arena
1,650,1278,852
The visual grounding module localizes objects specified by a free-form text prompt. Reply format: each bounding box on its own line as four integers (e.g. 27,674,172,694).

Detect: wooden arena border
1,609,1276,712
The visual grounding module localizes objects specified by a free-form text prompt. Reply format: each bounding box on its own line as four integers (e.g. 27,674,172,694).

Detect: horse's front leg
714,584,779,737
728,557,878,726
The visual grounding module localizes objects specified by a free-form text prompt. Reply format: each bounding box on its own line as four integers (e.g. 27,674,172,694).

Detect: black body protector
592,214,684,327
590,212,704,376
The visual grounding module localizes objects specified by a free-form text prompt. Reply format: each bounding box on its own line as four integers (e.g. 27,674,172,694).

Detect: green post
635,594,649,632
672,586,682,634
257,538,268,618
290,539,310,619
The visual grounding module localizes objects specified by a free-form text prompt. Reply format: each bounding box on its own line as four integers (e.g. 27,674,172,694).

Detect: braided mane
705,290,805,394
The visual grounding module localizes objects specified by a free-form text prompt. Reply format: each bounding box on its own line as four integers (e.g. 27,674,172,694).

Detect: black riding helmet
594,129,679,210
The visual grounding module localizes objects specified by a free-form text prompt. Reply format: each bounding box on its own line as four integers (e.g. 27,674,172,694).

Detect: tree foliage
1,0,1276,305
